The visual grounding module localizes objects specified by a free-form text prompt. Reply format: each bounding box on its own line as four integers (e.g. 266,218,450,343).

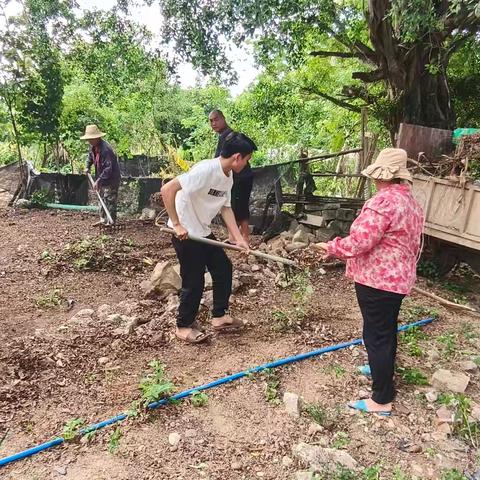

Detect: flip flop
348,400,391,416
357,364,372,377
175,328,212,344
212,317,244,333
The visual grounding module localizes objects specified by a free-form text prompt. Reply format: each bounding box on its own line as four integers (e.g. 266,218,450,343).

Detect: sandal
357,364,372,377
212,316,244,333
175,327,212,344
348,399,391,416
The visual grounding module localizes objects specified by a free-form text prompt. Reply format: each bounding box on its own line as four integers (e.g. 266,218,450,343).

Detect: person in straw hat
313,148,424,416
81,124,121,226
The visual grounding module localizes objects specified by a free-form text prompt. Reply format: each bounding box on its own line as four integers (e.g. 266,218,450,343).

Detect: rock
15,199,31,209
202,290,214,309
251,264,261,272
295,472,315,480
105,313,123,324
321,209,338,221
293,443,358,471
283,392,301,418
282,456,294,467
436,406,454,424
285,241,308,252
318,268,326,275
358,389,369,399
168,432,181,447
139,208,156,221
428,349,441,362
307,423,324,436
336,208,355,221
248,289,258,295
142,261,181,297
275,272,289,288
425,390,438,403
117,300,139,316
185,429,197,438
75,308,95,318
232,278,242,293
97,304,113,320
231,461,242,471
268,237,285,254
432,422,452,441
459,360,478,373
289,219,299,233
98,357,109,365
165,294,180,313
53,466,67,475
470,402,480,422
293,226,310,244
432,369,470,393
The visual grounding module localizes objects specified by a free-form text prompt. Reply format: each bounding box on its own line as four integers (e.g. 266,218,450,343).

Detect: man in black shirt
209,110,256,242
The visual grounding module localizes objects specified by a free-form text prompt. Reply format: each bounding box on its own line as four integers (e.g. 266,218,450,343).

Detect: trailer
412,174,480,275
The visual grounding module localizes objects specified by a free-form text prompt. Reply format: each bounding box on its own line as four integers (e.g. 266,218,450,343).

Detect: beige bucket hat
80,124,106,140
362,148,412,182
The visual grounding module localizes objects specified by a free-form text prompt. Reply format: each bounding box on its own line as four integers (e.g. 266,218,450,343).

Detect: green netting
453,128,480,144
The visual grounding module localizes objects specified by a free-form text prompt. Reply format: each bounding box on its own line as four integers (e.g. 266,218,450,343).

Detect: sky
78,0,259,96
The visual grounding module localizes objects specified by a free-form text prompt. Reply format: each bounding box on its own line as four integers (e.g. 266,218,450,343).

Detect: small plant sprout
139,360,175,406
108,427,122,454
62,418,85,441
191,391,209,407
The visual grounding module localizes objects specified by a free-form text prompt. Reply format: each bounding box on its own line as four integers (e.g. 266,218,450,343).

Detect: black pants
355,283,405,404
172,234,232,328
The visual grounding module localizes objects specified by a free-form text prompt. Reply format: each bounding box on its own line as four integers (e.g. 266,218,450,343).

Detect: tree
154,0,480,136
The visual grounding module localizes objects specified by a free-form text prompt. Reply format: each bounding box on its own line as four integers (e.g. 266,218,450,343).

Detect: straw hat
80,124,106,140
362,148,412,182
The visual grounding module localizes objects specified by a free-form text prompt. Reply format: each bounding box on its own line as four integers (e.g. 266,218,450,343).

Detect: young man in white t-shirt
161,132,256,344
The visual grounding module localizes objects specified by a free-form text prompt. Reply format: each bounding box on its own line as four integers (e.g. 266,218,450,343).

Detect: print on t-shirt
208,188,227,198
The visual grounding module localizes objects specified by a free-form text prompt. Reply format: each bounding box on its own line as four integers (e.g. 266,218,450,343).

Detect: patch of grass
331,431,350,449
62,418,85,441
40,250,55,261
107,427,122,454
325,363,346,378
139,360,175,406
83,430,96,443
400,327,428,357
441,469,468,480
271,309,296,333
437,332,457,358
460,322,478,340
393,468,412,480
442,281,470,295
437,393,479,448
191,391,208,407
401,303,439,322
35,288,64,309
30,188,54,207
396,367,429,386
262,369,281,405
303,403,328,426
425,446,437,458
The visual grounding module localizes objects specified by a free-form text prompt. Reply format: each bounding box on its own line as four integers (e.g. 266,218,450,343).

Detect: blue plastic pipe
0,317,434,468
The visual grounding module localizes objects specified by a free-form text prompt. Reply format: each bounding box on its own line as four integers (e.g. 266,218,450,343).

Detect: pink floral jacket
326,184,424,295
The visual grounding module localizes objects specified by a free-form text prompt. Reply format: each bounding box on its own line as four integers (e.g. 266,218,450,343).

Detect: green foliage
303,403,328,426
190,391,209,407
30,188,54,207
331,431,350,449
396,367,429,386
107,427,122,454
441,469,468,480
139,360,175,406
262,369,281,405
325,364,346,378
35,288,64,309
417,259,442,280
438,393,480,448
437,332,457,358
399,327,428,357
62,418,85,441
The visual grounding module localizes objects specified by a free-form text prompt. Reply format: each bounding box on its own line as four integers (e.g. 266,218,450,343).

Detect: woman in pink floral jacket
314,148,424,415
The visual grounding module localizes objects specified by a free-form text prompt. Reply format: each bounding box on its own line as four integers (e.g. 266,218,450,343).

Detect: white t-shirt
167,158,233,237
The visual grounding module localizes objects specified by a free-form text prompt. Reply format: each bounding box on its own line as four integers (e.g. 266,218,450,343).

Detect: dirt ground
1,208,479,480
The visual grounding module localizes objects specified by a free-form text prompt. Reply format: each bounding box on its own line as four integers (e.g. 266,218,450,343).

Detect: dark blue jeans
172,234,232,328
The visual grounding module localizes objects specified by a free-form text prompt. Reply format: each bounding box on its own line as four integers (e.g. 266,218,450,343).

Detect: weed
139,360,175,406
35,289,64,309
127,400,141,418
40,250,54,261
442,281,470,295
304,403,328,426
30,188,54,207
362,465,381,480
417,259,441,280
437,332,457,358
401,302,439,322
438,393,479,448
460,322,478,340
325,363,346,378
83,430,96,443
191,391,208,407
425,446,437,458
84,373,97,385
271,310,295,333
393,468,412,480
331,431,350,449
396,367,429,386
262,369,281,405
473,356,480,367
62,418,85,441
108,427,122,454
441,469,468,480
400,327,428,357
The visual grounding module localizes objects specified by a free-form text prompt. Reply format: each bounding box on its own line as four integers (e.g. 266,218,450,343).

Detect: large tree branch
302,87,362,113
352,69,385,83
310,50,358,59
